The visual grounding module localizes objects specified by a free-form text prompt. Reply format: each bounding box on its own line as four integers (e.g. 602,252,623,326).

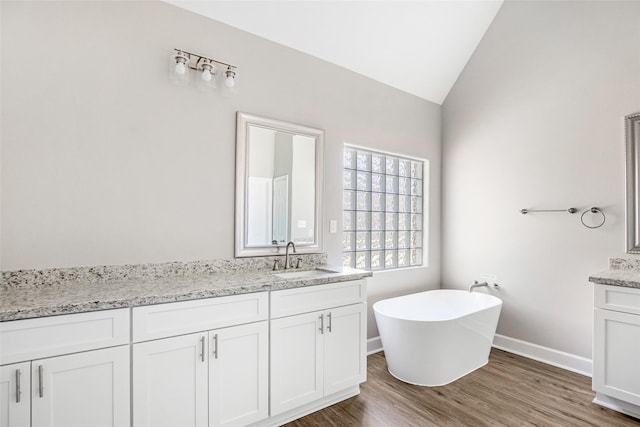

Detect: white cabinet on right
269,280,367,420
593,284,640,417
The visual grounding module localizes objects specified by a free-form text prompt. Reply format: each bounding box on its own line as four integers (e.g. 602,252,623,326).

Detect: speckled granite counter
0,257,371,322
589,257,640,289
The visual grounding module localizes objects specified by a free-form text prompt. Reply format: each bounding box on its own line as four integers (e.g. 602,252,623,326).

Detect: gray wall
1,1,441,339
442,0,640,361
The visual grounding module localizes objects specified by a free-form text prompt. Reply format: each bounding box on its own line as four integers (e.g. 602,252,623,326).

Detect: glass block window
343,146,425,271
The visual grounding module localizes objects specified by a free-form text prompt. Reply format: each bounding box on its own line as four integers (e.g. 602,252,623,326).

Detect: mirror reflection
235,112,324,257
247,126,316,245
626,112,640,253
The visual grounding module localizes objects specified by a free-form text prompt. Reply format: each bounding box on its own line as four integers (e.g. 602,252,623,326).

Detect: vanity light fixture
170,48,237,93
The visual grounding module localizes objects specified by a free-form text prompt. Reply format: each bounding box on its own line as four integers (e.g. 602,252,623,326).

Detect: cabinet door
0,362,30,427
209,321,268,427
324,303,367,395
594,308,640,405
31,346,129,427
133,333,208,427
270,311,323,416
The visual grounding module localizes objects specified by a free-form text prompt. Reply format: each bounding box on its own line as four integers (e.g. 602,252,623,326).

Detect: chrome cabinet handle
319,314,324,334
327,312,332,333
38,365,44,398
15,369,21,403
212,334,218,359
200,336,206,362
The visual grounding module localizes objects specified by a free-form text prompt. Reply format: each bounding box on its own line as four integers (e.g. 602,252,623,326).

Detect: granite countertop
589,269,640,289
589,257,640,289
0,264,372,322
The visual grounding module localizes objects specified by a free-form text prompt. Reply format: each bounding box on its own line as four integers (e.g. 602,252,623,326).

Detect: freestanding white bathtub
373,289,502,386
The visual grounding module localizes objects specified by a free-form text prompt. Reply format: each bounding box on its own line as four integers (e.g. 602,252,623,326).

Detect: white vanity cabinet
593,284,640,414
132,292,269,427
0,309,131,427
269,280,367,418
132,332,208,427
1,274,370,426
0,363,30,427
31,346,130,427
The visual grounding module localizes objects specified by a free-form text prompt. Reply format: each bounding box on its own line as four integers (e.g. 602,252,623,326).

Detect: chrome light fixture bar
170,48,238,91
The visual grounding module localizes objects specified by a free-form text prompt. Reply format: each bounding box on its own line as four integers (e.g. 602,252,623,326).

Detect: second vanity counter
588,257,640,419
589,257,640,289
0,265,372,322
588,269,640,289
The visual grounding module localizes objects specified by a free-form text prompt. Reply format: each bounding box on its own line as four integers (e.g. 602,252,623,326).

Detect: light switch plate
330,220,337,233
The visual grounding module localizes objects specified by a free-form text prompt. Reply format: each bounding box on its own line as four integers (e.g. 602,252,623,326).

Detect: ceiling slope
166,1,503,104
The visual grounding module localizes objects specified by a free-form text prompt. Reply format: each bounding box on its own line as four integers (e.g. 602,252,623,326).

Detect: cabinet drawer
0,309,129,364
595,284,640,315
271,280,366,319
132,292,268,342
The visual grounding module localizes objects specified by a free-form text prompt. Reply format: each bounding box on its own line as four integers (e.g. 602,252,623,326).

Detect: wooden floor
285,349,640,427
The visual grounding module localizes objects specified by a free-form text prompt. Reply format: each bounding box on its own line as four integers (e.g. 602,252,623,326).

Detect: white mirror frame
626,112,640,253
235,112,324,257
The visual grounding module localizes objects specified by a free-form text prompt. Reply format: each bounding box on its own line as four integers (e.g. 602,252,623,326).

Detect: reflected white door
272,175,289,244
247,177,273,245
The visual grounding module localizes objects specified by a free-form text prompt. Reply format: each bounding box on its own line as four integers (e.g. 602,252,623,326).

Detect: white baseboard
367,336,383,355
367,334,593,377
493,334,592,377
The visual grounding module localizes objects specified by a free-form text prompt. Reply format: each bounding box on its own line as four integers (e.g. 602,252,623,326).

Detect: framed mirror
626,112,640,253
235,112,324,257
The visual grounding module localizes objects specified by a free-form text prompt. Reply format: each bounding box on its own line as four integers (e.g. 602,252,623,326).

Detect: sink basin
274,268,340,279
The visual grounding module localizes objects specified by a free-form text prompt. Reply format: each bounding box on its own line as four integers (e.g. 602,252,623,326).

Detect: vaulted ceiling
167,1,503,105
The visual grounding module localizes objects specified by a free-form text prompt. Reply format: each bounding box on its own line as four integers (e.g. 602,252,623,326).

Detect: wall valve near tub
469,280,488,292
470,280,500,292
480,274,499,290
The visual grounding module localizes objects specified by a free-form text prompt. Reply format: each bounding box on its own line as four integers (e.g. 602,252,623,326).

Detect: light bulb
224,66,237,88
201,69,212,81
175,61,187,75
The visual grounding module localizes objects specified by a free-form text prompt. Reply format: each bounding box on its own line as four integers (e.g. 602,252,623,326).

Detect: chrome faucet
469,280,488,292
284,241,296,269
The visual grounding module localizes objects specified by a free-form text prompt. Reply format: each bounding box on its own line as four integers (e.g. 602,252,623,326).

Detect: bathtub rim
373,289,502,322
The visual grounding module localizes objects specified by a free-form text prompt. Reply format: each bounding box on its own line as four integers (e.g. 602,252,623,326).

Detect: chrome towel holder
580,207,606,229
520,206,606,229
519,208,577,214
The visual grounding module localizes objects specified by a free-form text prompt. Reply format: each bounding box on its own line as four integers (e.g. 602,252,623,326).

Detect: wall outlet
329,220,337,233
